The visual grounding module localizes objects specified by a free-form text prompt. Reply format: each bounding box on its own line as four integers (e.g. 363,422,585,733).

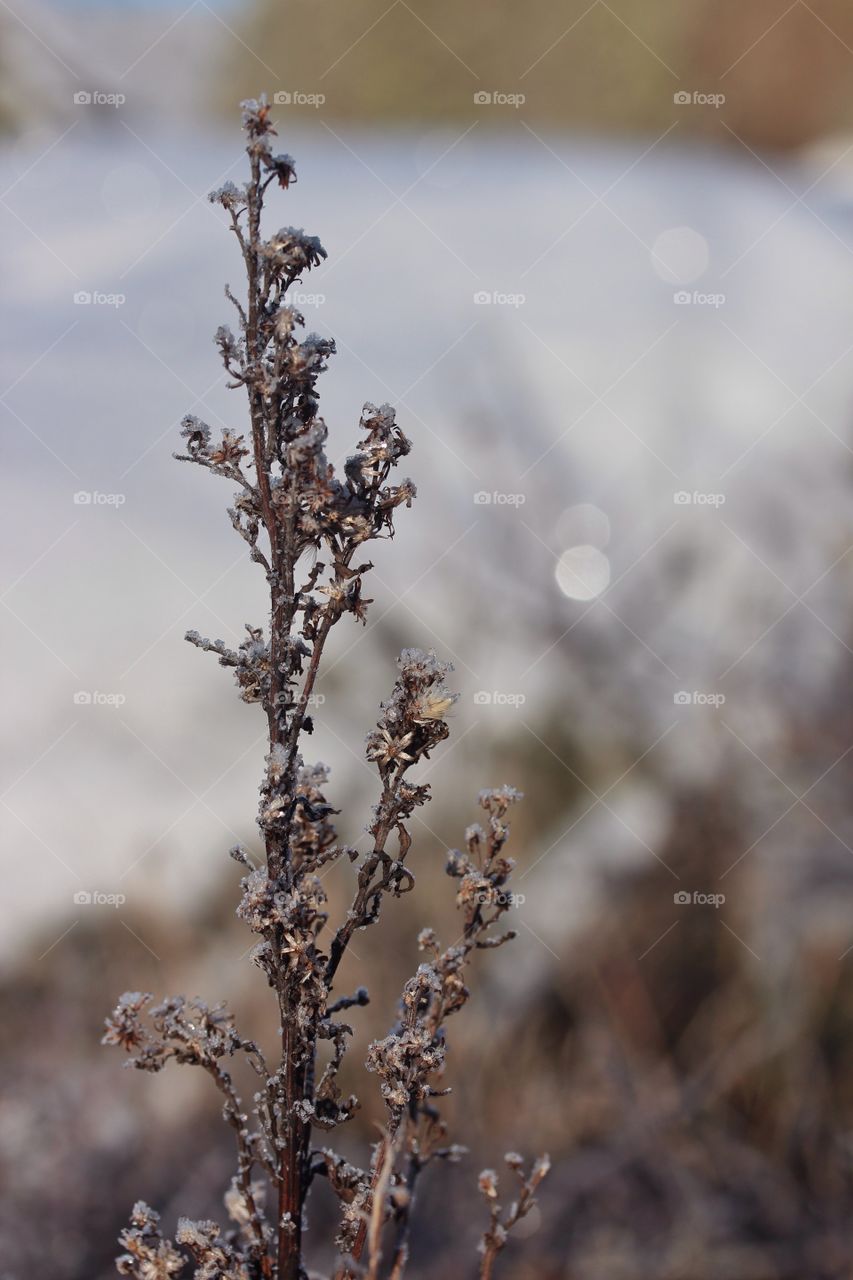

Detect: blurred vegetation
225,0,853,150
7,763,853,1278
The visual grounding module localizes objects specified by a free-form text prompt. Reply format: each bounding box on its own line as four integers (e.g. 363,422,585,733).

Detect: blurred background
5,1,853,1276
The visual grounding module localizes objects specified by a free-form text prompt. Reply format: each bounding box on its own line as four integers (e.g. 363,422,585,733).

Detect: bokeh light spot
651,226,709,284
555,545,611,600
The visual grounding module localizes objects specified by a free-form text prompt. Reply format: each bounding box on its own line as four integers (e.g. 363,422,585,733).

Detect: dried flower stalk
104,96,547,1280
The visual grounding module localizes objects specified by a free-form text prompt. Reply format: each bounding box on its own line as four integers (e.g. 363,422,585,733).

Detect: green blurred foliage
228,0,853,148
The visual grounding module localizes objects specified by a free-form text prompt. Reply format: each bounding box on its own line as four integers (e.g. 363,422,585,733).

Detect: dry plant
103,97,547,1280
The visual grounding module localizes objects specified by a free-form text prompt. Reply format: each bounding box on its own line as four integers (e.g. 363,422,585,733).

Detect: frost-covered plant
104,97,547,1280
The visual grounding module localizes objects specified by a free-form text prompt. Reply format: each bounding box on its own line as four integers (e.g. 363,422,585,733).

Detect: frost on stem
105,94,547,1280
116,1202,184,1279
477,1153,552,1280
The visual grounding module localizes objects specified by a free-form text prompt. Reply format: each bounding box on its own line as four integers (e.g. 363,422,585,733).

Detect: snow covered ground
4,118,853,962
